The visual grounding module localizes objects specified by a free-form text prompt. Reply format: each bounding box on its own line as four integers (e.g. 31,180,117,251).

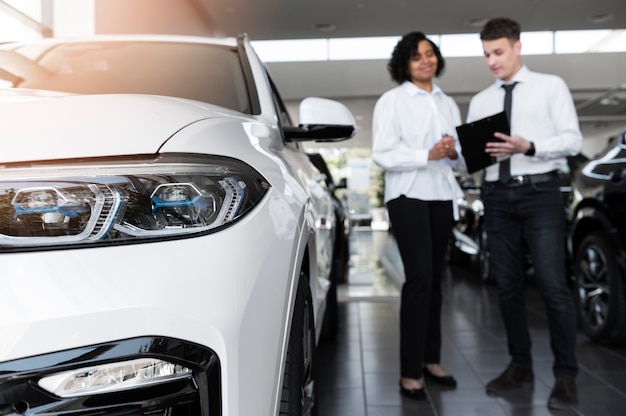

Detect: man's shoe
486,365,534,395
548,376,578,410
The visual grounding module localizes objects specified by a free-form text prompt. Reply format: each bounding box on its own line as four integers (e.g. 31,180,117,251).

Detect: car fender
569,202,624,258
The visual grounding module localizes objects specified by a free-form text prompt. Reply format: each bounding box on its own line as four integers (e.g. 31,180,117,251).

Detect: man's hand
486,132,532,158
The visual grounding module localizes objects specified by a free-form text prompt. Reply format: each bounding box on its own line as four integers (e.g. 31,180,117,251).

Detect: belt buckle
509,175,524,187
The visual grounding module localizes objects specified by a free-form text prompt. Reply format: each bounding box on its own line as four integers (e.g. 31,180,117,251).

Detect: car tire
573,232,626,344
448,217,473,266
477,227,494,284
320,280,338,340
321,228,348,340
333,230,350,285
279,273,318,416
448,239,470,265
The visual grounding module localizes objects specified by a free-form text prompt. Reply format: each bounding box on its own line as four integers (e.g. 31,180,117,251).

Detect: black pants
482,177,578,377
387,196,453,379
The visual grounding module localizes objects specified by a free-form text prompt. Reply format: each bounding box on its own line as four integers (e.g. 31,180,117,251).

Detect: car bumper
0,336,220,415
0,191,305,415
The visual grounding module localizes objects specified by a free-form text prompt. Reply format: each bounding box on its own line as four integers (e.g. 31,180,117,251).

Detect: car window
10,41,251,114
267,74,293,128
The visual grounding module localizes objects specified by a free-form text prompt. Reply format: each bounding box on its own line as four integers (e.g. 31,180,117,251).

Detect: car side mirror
284,97,356,143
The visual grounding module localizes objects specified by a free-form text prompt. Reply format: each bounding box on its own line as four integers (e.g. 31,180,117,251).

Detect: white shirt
372,81,464,205
466,65,582,182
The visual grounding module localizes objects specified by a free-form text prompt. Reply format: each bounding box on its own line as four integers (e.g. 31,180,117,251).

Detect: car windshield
5,41,251,113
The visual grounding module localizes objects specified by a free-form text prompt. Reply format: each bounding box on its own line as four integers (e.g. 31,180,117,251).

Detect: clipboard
456,111,509,173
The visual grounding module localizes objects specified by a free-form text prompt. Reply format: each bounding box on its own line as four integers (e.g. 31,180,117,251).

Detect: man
466,17,582,410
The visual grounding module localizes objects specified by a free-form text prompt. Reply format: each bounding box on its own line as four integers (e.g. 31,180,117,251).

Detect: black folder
456,111,509,173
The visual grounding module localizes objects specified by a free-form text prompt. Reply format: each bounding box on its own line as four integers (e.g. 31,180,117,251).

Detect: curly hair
480,17,521,42
387,31,445,85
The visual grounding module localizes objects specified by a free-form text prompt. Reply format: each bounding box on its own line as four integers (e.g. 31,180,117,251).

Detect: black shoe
486,365,534,395
548,376,578,410
424,366,458,388
399,382,426,400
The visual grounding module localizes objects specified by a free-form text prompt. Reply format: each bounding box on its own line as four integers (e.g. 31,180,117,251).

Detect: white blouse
372,81,465,205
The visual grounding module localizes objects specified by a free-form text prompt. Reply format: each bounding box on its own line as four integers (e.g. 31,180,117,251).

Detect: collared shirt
466,65,582,182
372,81,464,205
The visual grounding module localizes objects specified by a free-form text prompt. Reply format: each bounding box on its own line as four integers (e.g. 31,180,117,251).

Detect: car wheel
574,232,626,344
320,279,338,340
477,227,493,284
448,220,472,265
333,230,350,285
280,272,317,416
448,239,470,265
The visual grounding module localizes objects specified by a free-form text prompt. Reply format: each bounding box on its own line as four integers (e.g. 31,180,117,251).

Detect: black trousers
387,196,453,379
482,177,578,377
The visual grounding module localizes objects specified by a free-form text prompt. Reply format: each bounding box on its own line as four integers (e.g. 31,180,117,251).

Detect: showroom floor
316,229,626,416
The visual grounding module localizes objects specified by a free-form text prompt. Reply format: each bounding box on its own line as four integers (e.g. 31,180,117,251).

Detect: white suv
0,34,355,416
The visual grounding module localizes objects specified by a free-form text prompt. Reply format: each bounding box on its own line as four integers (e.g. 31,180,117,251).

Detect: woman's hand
429,135,458,160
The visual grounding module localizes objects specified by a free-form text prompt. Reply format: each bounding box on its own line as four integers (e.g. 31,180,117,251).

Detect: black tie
499,82,517,183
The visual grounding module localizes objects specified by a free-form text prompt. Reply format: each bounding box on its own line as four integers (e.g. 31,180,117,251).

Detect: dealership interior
2,1,626,415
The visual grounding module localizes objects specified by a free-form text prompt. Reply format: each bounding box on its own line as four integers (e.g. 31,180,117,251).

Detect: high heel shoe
399,381,426,400
424,366,458,388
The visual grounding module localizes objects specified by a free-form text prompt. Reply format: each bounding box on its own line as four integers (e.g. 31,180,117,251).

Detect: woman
372,31,464,400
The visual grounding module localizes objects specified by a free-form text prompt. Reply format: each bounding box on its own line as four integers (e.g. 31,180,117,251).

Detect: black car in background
568,128,626,345
307,152,351,338
448,174,491,282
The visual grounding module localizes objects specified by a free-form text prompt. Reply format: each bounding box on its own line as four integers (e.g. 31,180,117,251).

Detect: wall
94,0,217,36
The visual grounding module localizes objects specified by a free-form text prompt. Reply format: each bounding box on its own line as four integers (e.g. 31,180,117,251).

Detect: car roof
0,34,240,49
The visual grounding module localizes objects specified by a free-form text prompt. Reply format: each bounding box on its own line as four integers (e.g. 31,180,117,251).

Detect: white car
0,35,355,416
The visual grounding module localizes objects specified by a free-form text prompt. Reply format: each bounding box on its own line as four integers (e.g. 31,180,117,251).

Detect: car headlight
0,154,270,250
38,358,192,398
470,199,484,215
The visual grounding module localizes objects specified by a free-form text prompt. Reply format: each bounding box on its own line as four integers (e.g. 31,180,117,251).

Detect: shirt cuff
417,149,429,166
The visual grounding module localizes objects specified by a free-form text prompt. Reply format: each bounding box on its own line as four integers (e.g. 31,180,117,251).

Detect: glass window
252,39,328,62
555,30,613,54
520,31,554,55
439,33,482,57
328,37,400,61
10,41,252,114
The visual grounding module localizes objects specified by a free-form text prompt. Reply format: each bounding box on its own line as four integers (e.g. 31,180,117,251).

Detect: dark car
568,128,626,344
448,174,491,281
307,152,351,337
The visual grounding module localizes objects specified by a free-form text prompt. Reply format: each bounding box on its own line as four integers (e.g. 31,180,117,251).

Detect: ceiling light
600,96,620,106
588,14,613,24
313,23,336,33
464,18,488,28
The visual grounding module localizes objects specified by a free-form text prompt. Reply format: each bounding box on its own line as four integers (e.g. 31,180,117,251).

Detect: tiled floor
318,229,626,416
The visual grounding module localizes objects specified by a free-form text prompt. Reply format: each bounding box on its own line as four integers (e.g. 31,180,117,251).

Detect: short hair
480,17,521,42
387,31,445,84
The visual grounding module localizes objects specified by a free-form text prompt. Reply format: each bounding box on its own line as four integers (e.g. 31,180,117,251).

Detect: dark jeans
482,177,578,378
387,196,453,379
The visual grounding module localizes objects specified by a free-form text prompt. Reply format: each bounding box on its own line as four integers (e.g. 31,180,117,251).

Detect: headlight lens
0,154,270,250
38,358,192,397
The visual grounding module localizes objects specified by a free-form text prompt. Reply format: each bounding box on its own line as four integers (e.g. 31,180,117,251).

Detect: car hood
0,89,234,164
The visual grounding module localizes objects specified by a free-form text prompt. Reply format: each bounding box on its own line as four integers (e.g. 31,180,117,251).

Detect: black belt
486,170,559,188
